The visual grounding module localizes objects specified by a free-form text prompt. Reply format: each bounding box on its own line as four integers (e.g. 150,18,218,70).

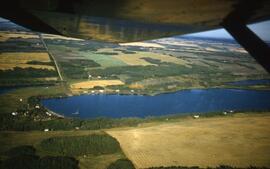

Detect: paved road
38,33,63,81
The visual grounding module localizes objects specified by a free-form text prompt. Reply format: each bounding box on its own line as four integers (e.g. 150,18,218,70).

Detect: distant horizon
183,20,270,42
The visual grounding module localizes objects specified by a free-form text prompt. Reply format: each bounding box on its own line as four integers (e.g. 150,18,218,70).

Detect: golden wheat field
0,52,55,70
114,53,155,66
128,83,144,89
43,33,83,41
71,80,125,89
0,32,39,41
107,113,270,169
139,52,189,65
119,42,165,48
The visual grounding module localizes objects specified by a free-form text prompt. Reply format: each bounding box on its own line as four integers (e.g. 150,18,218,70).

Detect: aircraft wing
1,0,270,43
1,0,270,72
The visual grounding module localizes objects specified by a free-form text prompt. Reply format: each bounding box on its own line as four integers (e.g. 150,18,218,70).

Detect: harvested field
132,75,203,88
0,63,55,70
0,52,55,70
0,32,39,41
114,52,189,66
0,52,51,63
119,42,165,48
71,80,124,89
114,53,154,66
140,52,189,65
157,39,200,47
128,83,144,89
107,113,270,168
42,33,83,41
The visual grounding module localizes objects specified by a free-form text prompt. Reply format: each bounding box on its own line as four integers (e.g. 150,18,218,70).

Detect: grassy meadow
107,113,270,168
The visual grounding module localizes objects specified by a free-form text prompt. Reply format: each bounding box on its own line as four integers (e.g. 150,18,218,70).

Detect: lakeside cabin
193,115,200,119
45,112,52,116
11,112,18,116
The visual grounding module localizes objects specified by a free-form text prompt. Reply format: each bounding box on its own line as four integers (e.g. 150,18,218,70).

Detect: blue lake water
0,87,17,95
42,88,270,119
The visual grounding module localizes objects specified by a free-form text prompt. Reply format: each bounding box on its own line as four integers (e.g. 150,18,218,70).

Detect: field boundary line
38,33,63,81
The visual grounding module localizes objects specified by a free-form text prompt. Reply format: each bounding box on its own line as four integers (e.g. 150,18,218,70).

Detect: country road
38,33,63,81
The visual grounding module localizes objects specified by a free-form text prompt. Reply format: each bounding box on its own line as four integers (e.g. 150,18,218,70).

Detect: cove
41,88,270,119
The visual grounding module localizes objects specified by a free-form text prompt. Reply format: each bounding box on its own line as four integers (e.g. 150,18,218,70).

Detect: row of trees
107,159,135,169
0,67,57,78
0,112,143,131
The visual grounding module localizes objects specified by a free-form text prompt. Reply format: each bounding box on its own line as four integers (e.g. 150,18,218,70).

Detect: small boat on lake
72,109,80,115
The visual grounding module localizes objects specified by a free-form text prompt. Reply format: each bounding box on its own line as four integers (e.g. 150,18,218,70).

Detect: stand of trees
107,159,135,169
0,67,57,78
39,134,121,156
1,146,79,169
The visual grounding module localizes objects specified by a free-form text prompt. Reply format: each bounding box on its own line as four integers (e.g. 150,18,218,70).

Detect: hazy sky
185,20,270,41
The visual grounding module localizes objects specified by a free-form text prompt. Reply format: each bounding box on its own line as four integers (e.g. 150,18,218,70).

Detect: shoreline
46,108,65,118
40,86,270,100
1,85,270,121
42,105,270,121
40,87,270,120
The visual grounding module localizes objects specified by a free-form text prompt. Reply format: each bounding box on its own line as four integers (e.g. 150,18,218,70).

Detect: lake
0,87,18,95
42,88,270,119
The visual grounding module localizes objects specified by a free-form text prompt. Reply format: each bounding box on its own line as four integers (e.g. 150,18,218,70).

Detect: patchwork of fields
43,32,269,94
0,32,59,86
1,30,269,94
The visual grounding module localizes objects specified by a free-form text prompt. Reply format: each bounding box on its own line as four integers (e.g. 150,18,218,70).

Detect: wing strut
222,21,270,73
221,0,270,73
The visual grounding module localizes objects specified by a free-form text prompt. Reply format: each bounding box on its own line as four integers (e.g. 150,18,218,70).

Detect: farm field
0,52,55,70
71,80,124,90
0,31,60,87
107,113,270,169
114,51,189,66
0,31,38,41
